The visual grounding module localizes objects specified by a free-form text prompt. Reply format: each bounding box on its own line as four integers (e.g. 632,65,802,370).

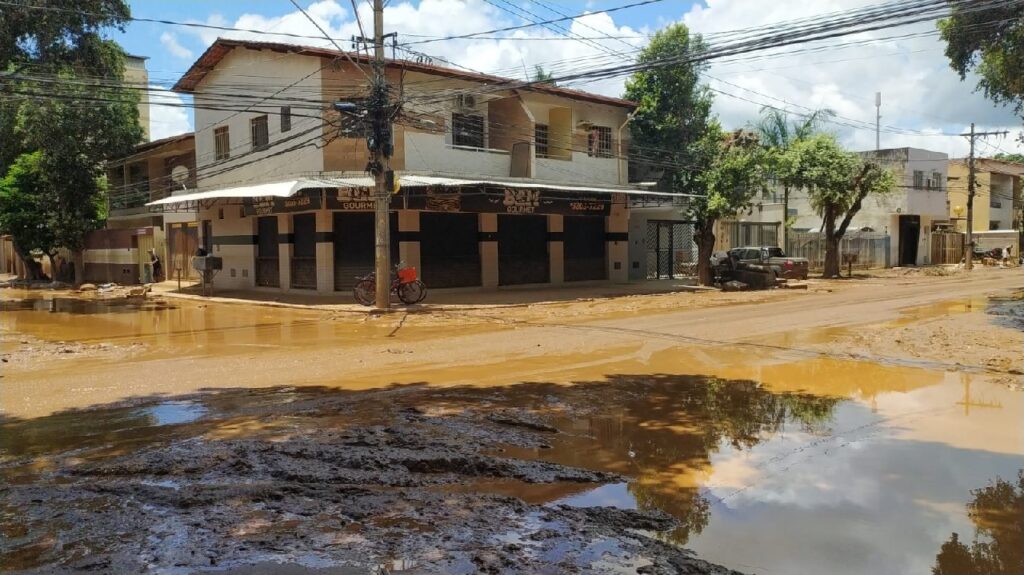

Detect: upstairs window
913,170,924,189
214,126,230,160
251,115,269,150
280,106,292,132
931,171,942,190
588,126,612,158
535,124,549,158
452,113,484,148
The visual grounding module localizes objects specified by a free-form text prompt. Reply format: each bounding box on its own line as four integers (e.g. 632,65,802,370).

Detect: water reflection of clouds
688,402,1023,575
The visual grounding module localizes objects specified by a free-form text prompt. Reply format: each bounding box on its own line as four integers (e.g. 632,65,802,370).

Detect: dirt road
2,269,1022,575
4,268,1021,417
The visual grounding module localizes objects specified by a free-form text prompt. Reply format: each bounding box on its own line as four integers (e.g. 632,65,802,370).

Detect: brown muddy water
1,290,1023,574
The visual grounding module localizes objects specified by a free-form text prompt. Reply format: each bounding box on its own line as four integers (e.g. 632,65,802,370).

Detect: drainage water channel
0,291,1021,574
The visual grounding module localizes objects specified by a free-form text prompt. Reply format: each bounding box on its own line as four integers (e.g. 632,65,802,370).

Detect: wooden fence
930,231,964,265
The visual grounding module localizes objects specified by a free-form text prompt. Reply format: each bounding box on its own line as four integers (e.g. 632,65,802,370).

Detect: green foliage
0,152,55,256
691,125,769,227
624,23,713,196
779,134,896,277
532,65,555,85
0,0,140,268
993,152,1024,164
753,107,834,150
933,470,1024,575
939,3,1024,124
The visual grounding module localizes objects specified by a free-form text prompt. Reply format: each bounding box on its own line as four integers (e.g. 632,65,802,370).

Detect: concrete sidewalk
150,278,708,311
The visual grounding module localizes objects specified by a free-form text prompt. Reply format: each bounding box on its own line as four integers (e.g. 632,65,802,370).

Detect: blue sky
113,0,1023,157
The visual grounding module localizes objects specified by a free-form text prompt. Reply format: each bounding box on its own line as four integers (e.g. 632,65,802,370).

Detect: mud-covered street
2,269,1023,574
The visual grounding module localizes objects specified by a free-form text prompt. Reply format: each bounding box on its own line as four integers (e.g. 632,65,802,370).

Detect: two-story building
769,147,949,267
149,39,657,294
84,133,199,284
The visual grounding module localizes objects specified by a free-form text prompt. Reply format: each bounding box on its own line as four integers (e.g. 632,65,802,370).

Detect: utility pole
875,92,881,151
961,123,1009,271
371,0,392,309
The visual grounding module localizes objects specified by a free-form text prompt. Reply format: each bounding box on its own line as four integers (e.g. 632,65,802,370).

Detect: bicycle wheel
397,280,424,305
414,280,427,303
353,279,375,306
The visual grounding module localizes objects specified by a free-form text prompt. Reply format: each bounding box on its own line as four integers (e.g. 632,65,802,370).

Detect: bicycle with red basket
352,262,427,306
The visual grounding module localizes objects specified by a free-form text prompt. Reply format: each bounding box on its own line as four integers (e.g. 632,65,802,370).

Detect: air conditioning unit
455,94,477,109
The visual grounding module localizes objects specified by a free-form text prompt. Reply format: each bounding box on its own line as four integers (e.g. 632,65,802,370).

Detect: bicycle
352,263,427,306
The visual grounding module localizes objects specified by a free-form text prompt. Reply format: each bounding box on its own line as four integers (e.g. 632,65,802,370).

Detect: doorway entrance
898,215,920,266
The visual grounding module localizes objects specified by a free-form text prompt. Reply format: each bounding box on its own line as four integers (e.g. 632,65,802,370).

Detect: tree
623,24,718,282
532,65,555,86
0,153,54,279
780,134,896,278
939,3,1024,131
688,126,770,285
993,152,1024,164
1,0,141,280
933,470,1024,575
752,107,834,237
624,23,714,195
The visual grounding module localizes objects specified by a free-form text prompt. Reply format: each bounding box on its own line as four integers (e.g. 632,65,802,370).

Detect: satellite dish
171,165,190,185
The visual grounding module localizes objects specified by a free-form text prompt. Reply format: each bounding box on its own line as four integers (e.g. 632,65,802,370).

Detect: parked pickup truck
719,246,810,280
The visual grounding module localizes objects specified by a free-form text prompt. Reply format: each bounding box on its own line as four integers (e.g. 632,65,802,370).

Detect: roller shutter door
498,214,548,286
333,212,398,290
564,216,607,281
420,212,481,288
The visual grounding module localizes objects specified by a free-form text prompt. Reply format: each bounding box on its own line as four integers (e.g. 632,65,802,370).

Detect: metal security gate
499,214,548,285
646,221,696,279
420,212,481,288
255,216,280,287
564,215,606,281
290,213,317,289
333,212,398,291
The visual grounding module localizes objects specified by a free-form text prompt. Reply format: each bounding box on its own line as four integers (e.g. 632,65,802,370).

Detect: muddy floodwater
2,287,1023,574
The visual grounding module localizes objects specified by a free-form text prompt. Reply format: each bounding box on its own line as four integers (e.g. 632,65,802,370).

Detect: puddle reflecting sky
525,372,1023,575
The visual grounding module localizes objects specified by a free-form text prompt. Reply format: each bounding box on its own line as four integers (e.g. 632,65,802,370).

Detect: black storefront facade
214,181,630,294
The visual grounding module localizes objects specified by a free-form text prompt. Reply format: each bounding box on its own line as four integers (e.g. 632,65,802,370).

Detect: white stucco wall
404,132,511,177
192,48,324,191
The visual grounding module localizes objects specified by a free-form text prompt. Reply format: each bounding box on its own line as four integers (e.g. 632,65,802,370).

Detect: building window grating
535,124,549,158
251,115,269,151
214,126,230,160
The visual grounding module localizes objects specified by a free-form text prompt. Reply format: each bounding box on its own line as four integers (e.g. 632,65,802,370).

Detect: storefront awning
147,180,313,206
147,174,696,208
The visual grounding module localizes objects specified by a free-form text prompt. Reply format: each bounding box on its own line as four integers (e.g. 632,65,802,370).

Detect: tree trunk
695,220,716,287
13,243,47,281
822,207,841,278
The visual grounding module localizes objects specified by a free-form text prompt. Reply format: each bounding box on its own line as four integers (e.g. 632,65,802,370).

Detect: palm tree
752,107,834,245
533,65,556,86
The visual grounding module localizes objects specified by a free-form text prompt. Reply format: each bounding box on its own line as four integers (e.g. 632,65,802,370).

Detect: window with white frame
535,124,549,158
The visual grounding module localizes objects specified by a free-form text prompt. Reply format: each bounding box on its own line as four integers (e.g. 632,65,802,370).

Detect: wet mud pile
1,384,745,575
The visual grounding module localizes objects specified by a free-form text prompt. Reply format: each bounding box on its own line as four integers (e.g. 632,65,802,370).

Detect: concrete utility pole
371,0,391,309
961,123,1009,271
875,92,881,151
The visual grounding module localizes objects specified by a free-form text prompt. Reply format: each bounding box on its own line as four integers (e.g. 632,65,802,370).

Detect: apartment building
150,39,651,294
947,158,1023,232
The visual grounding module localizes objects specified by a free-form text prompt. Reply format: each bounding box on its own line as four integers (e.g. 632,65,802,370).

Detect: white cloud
160,32,193,60
679,0,1024,157
168,0,1023,157
148,88,192,141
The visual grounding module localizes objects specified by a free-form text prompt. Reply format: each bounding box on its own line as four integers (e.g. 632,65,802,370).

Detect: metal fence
787,231,890,270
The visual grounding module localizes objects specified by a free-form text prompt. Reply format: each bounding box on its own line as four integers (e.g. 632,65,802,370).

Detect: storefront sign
325,187,403,211
243,189,322,215
405,187,611,216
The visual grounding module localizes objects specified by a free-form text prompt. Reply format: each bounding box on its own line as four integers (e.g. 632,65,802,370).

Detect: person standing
149,248,163,282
